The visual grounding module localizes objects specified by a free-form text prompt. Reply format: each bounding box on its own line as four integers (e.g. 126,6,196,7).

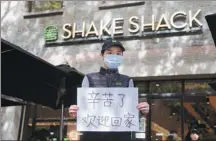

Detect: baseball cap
191,129,200,134
101,39,125,53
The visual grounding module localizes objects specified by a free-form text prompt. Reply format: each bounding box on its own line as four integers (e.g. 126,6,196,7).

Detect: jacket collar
99,67,119,75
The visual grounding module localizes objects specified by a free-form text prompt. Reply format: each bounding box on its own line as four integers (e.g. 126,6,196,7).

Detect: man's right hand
69,105,79,118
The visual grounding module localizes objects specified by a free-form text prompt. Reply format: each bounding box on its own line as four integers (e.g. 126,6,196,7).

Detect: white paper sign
77,88,139,132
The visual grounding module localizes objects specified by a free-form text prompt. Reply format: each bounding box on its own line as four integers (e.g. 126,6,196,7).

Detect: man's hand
68,105,79,118
137,102,149,116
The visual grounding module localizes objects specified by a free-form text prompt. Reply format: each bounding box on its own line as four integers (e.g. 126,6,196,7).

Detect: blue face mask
104,54,123,69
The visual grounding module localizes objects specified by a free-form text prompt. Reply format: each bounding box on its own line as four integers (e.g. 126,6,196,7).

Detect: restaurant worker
69,39,149,141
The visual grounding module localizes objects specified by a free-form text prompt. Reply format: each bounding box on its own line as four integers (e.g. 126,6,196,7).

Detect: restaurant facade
1,1,216,141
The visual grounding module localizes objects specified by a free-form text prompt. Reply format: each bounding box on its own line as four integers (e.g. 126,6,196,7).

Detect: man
185,128,202,141
69,39,149,141
190,129,201,141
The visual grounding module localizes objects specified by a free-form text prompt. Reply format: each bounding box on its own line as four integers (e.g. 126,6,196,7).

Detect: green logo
44,25,58,42
116,82,122,85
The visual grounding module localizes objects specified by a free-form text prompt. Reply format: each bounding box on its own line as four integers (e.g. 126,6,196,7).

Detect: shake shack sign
44,9,202,45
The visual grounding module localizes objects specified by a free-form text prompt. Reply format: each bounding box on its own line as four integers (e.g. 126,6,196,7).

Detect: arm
129,78,149,117
69,76,89,117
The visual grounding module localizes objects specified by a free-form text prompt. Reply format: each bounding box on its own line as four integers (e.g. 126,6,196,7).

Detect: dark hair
185,129,202,141
101,50,105,55
101,49,124,56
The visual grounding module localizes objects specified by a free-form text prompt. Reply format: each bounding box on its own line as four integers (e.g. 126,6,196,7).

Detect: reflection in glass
151,99,182,141
150,81,181,93
185,80,215,94
183,96,216,140
31,1,63,12
26,105,79,141
135,82,149,94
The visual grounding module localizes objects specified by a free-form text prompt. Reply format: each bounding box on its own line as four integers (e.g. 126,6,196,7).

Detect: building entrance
19,75,216,141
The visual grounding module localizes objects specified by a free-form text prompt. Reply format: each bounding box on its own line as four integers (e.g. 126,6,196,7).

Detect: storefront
1,1,216,141
17,75,215,141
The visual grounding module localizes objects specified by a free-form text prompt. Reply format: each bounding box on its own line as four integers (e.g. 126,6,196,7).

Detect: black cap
191,129,200,134
101,39,125,53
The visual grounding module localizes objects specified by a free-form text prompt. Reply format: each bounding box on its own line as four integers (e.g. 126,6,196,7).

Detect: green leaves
32,1,63,12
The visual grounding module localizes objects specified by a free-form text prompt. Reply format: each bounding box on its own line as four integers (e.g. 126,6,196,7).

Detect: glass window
183,95,216,141
26,105,79,141
185,80,216,95
150,81,182,93
135,82,149,93
27,1,63,12
134,82,149,140
36,105,65,119
151,99,182,141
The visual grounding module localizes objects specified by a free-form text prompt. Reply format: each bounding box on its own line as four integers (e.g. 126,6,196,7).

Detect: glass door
183,94,216,141
150,93,182,141
183,80,216,141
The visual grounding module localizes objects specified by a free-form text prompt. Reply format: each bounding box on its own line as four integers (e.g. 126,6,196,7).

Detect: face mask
104,54,123,69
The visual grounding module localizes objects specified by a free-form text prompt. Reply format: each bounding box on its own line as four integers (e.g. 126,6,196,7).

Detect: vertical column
181,81,185,141
146,81,151,141
31,105,37,135
1,106,22,140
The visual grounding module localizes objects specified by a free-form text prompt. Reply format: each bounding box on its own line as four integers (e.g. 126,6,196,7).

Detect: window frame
24,1,64,19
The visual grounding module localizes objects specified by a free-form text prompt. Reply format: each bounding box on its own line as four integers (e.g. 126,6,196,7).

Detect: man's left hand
137,102,149,116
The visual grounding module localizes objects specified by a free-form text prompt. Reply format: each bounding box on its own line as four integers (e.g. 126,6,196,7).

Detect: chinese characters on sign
77,88,139,132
